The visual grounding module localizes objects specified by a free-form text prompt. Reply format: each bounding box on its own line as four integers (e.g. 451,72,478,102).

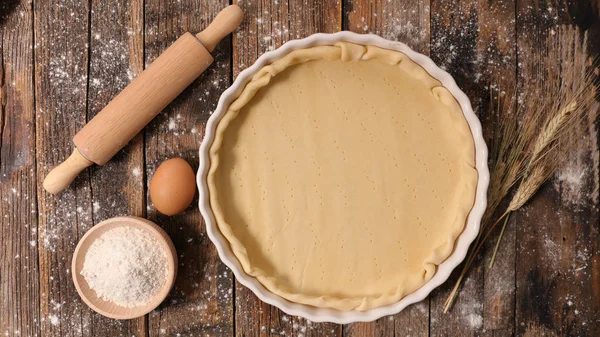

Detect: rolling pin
43,5,243,194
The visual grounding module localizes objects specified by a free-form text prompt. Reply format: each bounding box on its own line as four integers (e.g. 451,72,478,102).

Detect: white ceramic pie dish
197,32,489,323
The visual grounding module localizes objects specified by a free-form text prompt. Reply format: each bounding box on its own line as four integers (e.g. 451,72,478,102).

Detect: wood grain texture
343,0,430,55
515,1,600,336
343,0,431,335
0,0,598,335
0,1,39,337
429,2,484,336
144,1,234,336
231,0,342,336
477,1,517,336
86,0,146,334
34,0,96,336
429,0,517,336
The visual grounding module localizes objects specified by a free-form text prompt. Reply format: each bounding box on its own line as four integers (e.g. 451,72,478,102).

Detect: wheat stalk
444,25,598,313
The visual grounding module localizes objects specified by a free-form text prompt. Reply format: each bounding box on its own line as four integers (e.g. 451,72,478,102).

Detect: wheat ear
528,101,578,165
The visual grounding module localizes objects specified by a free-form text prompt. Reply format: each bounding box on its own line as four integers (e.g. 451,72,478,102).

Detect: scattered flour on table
48,314,60,326
453,293,484,329
554,164,587,206
573,247,591,273
81,226,168,308
382,19,428,48
41,226,60,253
132,167,142,178
168,118,177,130
466,313,484,329
552,107,600,206
542,236,561,265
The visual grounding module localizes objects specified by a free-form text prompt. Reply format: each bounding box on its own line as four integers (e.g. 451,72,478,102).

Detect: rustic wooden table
1,0,599,336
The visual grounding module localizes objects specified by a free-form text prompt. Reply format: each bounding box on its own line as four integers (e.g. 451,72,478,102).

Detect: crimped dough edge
207,42,477,311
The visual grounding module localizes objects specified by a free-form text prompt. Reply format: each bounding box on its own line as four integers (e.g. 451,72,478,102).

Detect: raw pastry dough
208,42,477,311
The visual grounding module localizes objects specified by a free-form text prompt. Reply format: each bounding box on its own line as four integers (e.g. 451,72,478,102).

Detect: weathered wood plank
4,1,595,336
343,0,430,55
343,0,431,334
0,1,40,337
429,1,484,336
34,0,96,336
232,0,290,328
232,0,342,336
476,1,517,336
144,1,234,336
515,1,600,336
429,0,517,335
86,0,146,335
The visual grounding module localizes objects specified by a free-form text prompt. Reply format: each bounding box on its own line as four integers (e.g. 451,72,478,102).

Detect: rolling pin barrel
43,5,243,194
74,32,212,165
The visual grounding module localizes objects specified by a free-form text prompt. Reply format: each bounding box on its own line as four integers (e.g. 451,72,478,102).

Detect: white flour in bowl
81,226,168,308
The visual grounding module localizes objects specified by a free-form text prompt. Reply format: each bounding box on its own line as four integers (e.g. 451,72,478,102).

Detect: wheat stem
489,212,511,269
443,271,465,313
443,211,510,312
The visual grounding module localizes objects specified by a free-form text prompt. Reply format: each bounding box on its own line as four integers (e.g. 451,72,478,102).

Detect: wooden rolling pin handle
42,150,93,195
196,4,243,52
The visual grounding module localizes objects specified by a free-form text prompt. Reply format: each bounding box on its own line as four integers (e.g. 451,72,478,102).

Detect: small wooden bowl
72,216,177,320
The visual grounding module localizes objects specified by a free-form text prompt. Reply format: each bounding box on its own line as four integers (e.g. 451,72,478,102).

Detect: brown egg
150,158,196,215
